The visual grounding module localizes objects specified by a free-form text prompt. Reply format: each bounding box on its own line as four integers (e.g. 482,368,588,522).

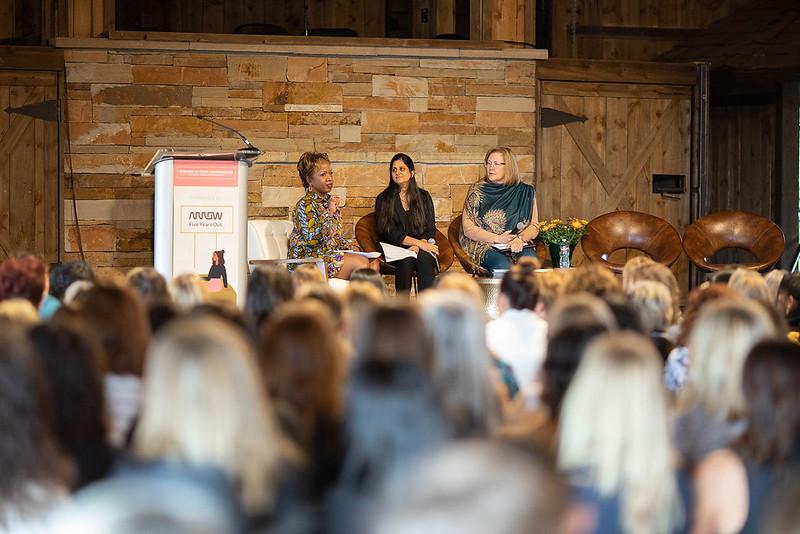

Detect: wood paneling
116,0,386,36
0,71,59,262
538,80,693,290
0,0,43,44
552,0,753,60
709,103,776,218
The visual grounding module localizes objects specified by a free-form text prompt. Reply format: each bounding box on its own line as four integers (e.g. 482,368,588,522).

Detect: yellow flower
571,220,582,229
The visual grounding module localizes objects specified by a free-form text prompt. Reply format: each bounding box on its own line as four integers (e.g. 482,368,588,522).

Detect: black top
208,264,228,288
374,189,436,246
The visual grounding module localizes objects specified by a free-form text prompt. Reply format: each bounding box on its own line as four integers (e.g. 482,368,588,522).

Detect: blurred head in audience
292,263,326,292
63,280,94,307
419,291,499,437
72,284,150,376
729,268,771,306
49,261,94,301
542,323,609,421
0,298,39,327
28,319,112,488
169,273,203,312
547,293,616,338
188,302,249,339
740,340,800,465
431,272,483,311
245,265,294,332
627,280,674,334
0,254,48,308
134,316,282,514
355,305,432,370
499,261,540,313
0,327,72,518
349,268,387,296
374,440,567,534
764,269,787,306
533,269,569,313
559,331,684,533
777,272,800,319
601,292,643,332
258,300,344,447
126,267,170,308
562,264,620,299
676,283,738,346
297,285,346,334
627,262,681,324
681,299,776,420
343,281,385,350
621,255,655,292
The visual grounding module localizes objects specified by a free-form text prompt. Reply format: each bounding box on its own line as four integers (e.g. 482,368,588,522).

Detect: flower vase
547,242,576,268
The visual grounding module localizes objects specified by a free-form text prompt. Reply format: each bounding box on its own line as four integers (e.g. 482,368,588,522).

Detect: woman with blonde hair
169,273,204,312
558,331,686,533
728,268,771,306
674,298,777,465
133,316,285,519
459,146,540,274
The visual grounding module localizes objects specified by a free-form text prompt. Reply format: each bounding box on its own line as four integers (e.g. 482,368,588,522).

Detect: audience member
485,262,548,390
133,316,288,525
627,280,675,360
0,327,72,531
547,292,617,338
558,331,687,533
258,300,345,500
245,265,294,333
664,283,739,392
292,263,327,293
0,254,48,308
419,291,500,437
674,299,776,466
126,267,170,308
728,268,771,306
72,284,151,448
374,440,568,534
42,260,94,319
561,264,621,299
348,268,387,296
0,298,39,326
169,273,204,312
28,320,114,489
763,268,787,306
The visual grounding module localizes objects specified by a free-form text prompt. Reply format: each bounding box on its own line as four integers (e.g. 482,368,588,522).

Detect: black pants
391,250,438,295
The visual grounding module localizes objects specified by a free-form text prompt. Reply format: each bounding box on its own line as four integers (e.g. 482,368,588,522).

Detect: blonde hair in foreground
133,316,280,512
682,298,776,420
558,331,683,533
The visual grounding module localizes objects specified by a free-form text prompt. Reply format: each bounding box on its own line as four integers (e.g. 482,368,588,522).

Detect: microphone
195,115,262,156
427,238,440,271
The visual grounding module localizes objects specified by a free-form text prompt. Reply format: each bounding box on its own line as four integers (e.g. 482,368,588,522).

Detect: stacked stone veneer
59,40,541,275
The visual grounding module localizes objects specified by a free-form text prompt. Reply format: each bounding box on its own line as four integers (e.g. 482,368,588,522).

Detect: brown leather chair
580,211,682,274
682,210,785,272
354,212,453,275
448,214,547,275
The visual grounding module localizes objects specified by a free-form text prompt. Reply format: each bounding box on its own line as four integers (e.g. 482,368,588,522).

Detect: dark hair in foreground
246,265,294,331
49,261,94,300
28,320,113,488
500,260,540,310
541,323,609,418
740,340,800,464
0,327,71,513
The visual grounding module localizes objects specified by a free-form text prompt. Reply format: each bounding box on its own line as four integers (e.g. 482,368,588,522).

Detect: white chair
247,220,347,290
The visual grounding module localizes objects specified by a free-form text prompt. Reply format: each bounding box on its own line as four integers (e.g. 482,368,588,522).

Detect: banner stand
143,149,261,306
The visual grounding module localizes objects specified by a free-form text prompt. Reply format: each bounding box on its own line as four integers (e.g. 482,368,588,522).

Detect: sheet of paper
336,250,382,259
379,242,417,262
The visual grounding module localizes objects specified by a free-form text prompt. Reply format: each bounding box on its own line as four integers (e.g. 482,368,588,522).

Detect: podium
143,149,261,306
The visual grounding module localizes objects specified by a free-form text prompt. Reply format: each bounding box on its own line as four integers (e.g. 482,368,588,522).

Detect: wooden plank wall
708,103,776,218
0,0,43,43
551,0,752,60
116,0,387,36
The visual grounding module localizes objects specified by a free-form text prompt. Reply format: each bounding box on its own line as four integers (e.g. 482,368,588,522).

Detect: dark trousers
390,250,438,295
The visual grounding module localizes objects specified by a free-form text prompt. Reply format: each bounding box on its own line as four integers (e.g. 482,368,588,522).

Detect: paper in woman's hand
379,242,417,262
492,243,511,251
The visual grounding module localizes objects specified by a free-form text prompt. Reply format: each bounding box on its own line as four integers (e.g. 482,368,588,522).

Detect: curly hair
297,151,330,188
0,255,47,307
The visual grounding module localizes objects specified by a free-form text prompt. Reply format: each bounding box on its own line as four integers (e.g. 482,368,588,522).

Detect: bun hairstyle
297,152,330,188
500,258,541,310
214,250,226,266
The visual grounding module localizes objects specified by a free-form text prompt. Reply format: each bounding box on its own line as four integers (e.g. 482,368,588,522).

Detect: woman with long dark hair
374,153,438,296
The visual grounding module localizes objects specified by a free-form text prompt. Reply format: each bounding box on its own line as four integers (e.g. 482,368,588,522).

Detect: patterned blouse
288,189,350,278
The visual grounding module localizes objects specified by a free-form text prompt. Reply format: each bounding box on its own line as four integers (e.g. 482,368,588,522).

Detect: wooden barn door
0,71,59,262
537,80,692,290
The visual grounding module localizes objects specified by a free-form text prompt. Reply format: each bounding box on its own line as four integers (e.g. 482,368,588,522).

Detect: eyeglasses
485,161,505,168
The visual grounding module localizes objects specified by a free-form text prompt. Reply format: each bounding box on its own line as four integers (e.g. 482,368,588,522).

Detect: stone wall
57,38,544,275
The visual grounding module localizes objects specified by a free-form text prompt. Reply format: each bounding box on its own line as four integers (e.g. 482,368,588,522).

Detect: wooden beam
537,59,697,86
575,25,703,41
0,46,64,70
778,81,799,268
